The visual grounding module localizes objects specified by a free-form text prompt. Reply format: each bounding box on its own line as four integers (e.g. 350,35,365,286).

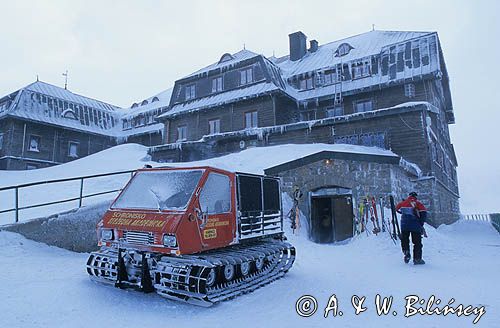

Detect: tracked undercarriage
87,238,295,306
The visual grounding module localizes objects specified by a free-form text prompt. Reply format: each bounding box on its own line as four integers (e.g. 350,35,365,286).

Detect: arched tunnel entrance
309,186,354,243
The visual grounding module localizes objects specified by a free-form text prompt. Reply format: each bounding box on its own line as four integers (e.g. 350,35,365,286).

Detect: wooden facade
151,30,459,225
0,81,120,170
0,117,115,170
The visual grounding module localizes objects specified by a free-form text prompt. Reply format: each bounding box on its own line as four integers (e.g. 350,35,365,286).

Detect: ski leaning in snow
370,197,381,235
389,195,401,240
380,197,397,245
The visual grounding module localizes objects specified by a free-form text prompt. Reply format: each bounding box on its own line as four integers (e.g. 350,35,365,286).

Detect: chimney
309,39,318,52
288,31,307,61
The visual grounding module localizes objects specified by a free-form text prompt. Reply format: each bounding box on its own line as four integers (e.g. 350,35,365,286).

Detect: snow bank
2,200,111,252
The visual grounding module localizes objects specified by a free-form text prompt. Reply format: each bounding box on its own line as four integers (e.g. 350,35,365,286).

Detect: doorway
310,187,353,243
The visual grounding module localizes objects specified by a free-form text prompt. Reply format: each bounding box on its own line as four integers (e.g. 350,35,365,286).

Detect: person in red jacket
396,192,428,265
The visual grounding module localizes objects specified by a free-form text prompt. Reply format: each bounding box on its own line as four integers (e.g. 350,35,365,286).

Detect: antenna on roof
62,70,68,90
243,43,246,50
36,75,39,82
372,24,375,31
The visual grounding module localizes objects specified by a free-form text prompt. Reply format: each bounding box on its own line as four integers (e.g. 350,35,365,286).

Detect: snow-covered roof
277,30,433,76
122,87,173,119
120,123,164,137
161,30,442,117
0,81,171,138
184,49,260,79
162,143,400,175
159,82,280,118
1,81,122,136
7,105,121,136
24,81,119,112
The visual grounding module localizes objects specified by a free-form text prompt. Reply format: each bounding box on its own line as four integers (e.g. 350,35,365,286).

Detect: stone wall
273,158,419,238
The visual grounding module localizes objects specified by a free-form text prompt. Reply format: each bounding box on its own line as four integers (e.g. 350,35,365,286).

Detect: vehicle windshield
112,169,204,211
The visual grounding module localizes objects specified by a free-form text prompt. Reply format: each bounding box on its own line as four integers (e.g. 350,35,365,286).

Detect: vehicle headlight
162,234,177,247
101,229,113,241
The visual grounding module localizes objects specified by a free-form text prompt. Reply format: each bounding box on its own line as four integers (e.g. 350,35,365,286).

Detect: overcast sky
1,0,498,213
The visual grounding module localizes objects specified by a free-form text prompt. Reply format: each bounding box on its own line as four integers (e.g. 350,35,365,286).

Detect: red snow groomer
86,166,295,306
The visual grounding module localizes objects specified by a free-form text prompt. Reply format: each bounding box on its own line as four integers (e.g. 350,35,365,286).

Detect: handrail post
15,187,19,223
79,178,84,208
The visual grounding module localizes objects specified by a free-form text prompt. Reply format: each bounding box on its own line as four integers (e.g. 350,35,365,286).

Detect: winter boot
403,251,411,264
413,258,426,265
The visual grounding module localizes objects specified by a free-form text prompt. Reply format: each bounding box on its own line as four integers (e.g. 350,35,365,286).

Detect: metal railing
461,214,492,222
462,213,500,234
0,169,136,224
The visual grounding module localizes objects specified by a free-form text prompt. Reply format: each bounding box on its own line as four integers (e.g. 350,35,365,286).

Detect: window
352,59,371,79
323,70,337,85
212,76,223,93
354,100,373,113
244,111,258,129
240,68,253,85
26,163,39,170
185,84,196,100
334,132,387,149
209,119,221,135
219,53,235,63
177,125,187,141
335,43,353,57
199,173,231,214
92,109,98,125
0,133,3,150
28,135,41,152
404,83,416,98
299,76,314,90
300,110,316,121
326,106,344,118
84,108,90,126
68,141,79,158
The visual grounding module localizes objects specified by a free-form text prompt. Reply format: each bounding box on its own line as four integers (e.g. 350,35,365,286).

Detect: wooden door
332,196,354,241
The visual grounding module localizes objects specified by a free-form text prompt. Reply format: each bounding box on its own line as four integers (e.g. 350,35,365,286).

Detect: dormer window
141,100,148,106
219,53,235,63
299,76,314,90
131,103,138,108
61,109,78,120
335,43,353,57
151,96,159,102
185,84,196,100
323,69,339,85
212,76,223,93
240,68,253,85
352,59,371,79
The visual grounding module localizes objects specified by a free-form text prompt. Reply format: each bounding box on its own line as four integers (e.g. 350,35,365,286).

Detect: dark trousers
401,231,423,260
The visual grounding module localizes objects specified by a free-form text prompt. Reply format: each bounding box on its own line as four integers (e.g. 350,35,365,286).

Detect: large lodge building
0,29,459,234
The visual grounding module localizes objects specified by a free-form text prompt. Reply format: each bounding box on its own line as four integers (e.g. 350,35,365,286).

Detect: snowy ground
0,220,498,328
